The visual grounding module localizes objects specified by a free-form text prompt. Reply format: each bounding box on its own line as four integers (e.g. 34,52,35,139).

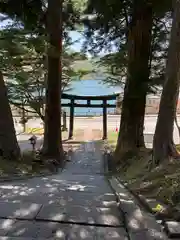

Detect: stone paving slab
128,230,153,240
94,206,123,226
54,180,113,193
60,172,105,178
56,224,128,240
3,221,59,239
57,174,107,187
0,202,42,220
0,140,129,239
42,177,112,194
36,204,124,227
51,190,117,208
0,219,16,235
0,186,114,203
0,237,35,240
0,221,128,239
164,221,180,238
35,205,95,224
0,175,114,206
0,192,118,208
63,143,104,175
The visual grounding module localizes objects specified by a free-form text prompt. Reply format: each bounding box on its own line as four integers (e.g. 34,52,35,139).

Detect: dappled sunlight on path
0,130,128,239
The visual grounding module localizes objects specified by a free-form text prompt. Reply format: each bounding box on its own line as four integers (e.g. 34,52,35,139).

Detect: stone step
164,221,180,238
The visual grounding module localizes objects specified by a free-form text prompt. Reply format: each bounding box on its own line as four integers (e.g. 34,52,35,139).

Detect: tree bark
42,0,63,162
114,0,153,163
22,101,26,132
153,0,180,164
0,71,20,159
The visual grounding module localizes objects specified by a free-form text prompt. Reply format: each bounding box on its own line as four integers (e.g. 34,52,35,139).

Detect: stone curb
108,177,169,240
116,177,157,215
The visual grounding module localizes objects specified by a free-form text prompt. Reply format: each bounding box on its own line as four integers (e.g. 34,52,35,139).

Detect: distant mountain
72,59,94,71
72,58,106,80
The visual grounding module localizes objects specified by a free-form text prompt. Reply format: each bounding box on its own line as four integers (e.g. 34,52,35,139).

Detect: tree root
152,141,180,168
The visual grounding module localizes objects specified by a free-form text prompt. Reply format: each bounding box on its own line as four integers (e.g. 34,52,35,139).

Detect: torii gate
61,93,119,140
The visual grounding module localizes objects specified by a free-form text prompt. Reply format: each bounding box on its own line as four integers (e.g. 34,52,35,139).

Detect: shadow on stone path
0,130,128,239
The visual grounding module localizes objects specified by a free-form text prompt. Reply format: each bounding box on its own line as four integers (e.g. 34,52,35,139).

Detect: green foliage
84,0,171,51
98,48,127,87
0,0,84,35
98,15,170,90
72,0,88,12
83,0,128,53
0,28,88,119
0,0,43,30
83,1,172,91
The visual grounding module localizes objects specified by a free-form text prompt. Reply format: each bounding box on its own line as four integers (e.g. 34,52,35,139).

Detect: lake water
63,79,121,116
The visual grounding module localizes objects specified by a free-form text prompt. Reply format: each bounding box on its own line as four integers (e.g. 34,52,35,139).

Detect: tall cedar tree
114,0,153,163
153,0,180,165
0,71,20,159
42,0,64,162
84,0,171,162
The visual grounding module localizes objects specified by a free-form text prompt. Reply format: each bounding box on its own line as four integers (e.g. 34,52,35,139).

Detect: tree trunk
153,0,180,164
22,102,26,132
42,0,63,162
0,71,20,159
114,0,153,163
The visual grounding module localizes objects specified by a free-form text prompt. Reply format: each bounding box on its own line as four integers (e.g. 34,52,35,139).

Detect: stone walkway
0,137,128,239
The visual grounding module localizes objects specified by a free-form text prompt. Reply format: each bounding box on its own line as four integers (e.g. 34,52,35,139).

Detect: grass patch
62,131,69,140
116,151,180,213
176,144,180,152
25,128,69,140
25,128,81,140
106,134,180,215
25,127,44,135
107,131,118,147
